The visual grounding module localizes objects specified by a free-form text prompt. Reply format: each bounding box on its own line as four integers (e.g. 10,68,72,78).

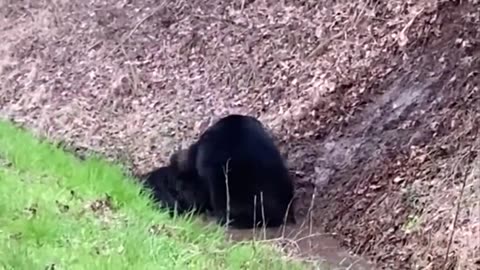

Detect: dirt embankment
304,2,480,268
1,0,479,269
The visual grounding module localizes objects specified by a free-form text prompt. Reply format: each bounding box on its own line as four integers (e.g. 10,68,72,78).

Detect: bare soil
1,0,479,269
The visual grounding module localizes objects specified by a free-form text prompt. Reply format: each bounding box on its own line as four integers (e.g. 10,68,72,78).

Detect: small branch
223,158,231,228
260,191,267,240
253,194,257,240
119,44,139,94
109,5,165,57
281,197,295,238
443,149,474,269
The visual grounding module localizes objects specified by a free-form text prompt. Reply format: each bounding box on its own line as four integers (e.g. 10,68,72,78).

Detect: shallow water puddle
226,221,375,270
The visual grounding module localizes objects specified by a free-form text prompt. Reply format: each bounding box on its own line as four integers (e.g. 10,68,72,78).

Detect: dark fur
141,165,210,216
175,114,296,228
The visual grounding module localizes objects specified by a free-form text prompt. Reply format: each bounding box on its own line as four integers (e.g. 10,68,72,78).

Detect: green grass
0,120,306,270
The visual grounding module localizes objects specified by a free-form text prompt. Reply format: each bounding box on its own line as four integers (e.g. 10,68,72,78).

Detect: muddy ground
1,0,479,269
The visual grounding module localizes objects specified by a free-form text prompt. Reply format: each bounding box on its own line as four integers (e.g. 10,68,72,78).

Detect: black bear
140,164,210,216
174,114,296,228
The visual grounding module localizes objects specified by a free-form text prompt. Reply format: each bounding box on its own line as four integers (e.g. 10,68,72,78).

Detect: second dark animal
141,165,210,216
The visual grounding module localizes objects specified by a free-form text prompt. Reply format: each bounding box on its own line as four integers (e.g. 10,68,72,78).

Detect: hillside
1,0,479,269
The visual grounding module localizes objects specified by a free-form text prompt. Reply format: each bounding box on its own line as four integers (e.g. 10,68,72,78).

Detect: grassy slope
0,120,304,270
